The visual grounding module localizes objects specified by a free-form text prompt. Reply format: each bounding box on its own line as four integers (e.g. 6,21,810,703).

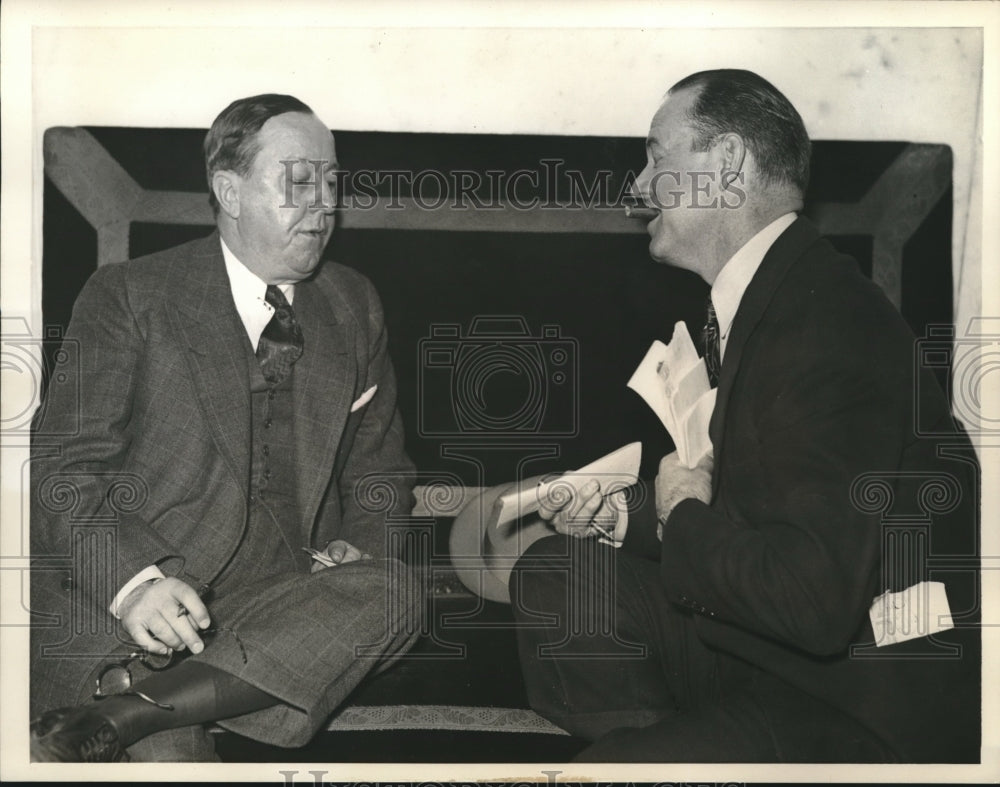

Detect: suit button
268,390,276,401
264,419,272,429
249,494,256,504
60,576,74,591
263,445,269,456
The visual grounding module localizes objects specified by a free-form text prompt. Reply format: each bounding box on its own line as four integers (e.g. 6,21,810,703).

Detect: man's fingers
609,489,629,541
320,540,368,566
145,612,183,651
169,613,205,654
537,490,566,522
172,583,211,629
552,483,604,538
326,540,348,563
537,501,557,522
574,489,606,534
119,577,211,655
538,476,574,521
340,545,363,564
566,481,599,521
124,620,171,656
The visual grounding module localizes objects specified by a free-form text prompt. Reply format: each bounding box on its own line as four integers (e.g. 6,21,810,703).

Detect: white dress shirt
220,237,295,351
710,212,797,360
109,238,293,617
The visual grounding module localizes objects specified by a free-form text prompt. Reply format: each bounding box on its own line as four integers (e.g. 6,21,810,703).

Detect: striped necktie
702,296,721,388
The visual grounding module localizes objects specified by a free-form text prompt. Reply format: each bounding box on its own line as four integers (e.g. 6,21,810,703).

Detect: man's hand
538,479,627,541
310,539,372,573
118,577,211,656
655,451,713,539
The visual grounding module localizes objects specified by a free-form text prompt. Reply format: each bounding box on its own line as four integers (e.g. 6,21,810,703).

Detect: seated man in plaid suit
30,94,421,762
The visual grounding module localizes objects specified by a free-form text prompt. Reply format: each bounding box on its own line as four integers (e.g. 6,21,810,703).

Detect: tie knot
265,285,289,311
705,296,718,326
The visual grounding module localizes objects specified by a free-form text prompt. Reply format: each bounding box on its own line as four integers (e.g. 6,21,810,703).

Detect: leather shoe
30,706,129,762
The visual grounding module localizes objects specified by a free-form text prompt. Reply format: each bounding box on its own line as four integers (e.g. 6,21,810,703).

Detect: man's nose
314,176,337,213
631,166,653,204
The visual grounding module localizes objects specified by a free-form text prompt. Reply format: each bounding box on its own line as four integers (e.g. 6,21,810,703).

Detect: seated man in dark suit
30,94,420,761
511,69,980,762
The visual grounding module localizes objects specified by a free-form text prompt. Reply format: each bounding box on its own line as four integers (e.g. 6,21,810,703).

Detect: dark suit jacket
30,232,414,710
628,217,980,762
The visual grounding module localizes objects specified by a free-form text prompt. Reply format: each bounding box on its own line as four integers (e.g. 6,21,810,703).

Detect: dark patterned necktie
256,285,304,384
702,296,721,388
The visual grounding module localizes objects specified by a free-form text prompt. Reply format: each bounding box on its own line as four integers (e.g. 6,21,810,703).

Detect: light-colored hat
448,476,554,604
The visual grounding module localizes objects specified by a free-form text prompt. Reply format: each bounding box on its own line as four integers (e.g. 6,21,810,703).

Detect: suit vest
213,345,306,592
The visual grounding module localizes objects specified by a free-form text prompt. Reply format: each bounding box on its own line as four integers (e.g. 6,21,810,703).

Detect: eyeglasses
93,626,247,707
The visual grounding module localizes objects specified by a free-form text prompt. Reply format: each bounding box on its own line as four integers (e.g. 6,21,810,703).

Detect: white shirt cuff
109,565,165,619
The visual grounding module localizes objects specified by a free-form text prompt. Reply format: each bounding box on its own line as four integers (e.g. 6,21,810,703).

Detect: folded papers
627,321,716,469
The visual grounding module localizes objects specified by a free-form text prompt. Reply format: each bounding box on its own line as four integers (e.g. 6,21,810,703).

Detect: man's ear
717,133,746,191
212,170,241,218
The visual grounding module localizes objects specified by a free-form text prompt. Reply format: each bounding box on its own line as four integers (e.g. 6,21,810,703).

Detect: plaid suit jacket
30,231,415,711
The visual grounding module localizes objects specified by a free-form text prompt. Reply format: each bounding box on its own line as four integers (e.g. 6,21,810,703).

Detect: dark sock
92,662,278,746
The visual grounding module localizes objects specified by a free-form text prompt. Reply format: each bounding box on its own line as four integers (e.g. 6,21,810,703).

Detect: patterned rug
323,704,568,735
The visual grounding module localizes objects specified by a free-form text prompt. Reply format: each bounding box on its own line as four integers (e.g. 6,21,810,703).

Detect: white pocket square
350,385,378,412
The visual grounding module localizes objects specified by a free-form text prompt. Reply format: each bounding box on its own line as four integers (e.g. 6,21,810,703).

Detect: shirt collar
220,236,294,351
711,212,796,352
219,236,294,305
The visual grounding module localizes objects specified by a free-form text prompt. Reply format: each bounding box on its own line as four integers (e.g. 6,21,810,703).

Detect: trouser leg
509,535,734,741
576,669,899,762
510,537,897,763
187,556,423,747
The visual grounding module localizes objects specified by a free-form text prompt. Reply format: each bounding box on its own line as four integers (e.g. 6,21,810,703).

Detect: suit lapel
291,277,357,530
170,234,252,491
709,217,820,490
